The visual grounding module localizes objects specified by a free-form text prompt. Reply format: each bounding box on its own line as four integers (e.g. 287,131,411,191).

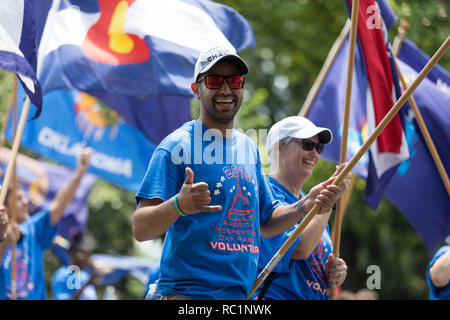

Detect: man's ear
191,82,200,99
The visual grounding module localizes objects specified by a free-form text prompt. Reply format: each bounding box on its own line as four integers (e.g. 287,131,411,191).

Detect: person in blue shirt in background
133,46,352,300
52,231,102,300
426,235,450,300
254,116,349,300
0,147,91,300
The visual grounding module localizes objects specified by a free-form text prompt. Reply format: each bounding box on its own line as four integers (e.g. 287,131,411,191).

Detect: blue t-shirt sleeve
426,245,450,300
257,169,282,225
29,209,58,249
259,177,301,273
135,148,183,203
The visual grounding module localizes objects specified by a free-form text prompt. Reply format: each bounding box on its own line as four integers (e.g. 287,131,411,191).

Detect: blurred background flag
50,239,160,287
0,147,96,243
0,0,42,118
397,38,450,86
385,39,450,253
88,92,190,145
90,254,160,286
306,33,370,179
34,0,256,97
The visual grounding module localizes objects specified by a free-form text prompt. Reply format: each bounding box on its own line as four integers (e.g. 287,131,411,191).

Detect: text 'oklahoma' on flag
6,83,157,193
0,0,42,118
36,0,255,97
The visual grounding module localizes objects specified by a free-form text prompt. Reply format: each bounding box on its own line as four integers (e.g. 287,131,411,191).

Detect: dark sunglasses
197,74,245,89
301,139,324,154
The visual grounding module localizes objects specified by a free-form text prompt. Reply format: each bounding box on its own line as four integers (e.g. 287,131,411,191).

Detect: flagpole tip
399,19,410,33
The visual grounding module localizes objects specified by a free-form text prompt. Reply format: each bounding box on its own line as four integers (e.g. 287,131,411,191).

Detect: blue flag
306,28,450,252
89,92,191,145
91,254,160,285
35,0,255,97
0,147,96,242
6,84,156,192
384,40,450,253
307,34,370,179
50,242,160,286
0,0,42,118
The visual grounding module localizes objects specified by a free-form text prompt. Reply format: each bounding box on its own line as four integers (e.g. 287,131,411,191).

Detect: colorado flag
36,0,255,97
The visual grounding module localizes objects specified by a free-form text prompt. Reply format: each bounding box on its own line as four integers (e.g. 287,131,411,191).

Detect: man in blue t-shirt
254,116,349,300
0,148,91,300
133,46,351,300
426,238,450,300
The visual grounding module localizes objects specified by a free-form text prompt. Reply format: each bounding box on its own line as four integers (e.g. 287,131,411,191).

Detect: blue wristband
173,194,186,216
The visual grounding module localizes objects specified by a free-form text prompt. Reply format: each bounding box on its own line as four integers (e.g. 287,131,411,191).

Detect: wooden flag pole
330,175,357,243
392,19,410,58
247,35,450,300
298,21,350,117
328,0,359,300
0,96,31,206
10,80,18,300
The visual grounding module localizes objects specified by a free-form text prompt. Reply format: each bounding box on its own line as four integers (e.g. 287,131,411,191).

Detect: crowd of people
0,46,448,300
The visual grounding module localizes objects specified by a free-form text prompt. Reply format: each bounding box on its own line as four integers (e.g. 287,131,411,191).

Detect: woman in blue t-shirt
255,116,349,300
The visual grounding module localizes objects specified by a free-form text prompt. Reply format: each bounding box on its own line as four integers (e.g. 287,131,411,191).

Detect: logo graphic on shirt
310,240,326,282
209,165,259,254
228,178,254,222
212,165,257,223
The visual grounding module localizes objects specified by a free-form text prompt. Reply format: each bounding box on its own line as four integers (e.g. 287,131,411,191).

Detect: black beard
203,94,239,124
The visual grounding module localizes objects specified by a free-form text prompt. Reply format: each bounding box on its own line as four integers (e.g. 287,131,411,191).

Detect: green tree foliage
0,0,447,299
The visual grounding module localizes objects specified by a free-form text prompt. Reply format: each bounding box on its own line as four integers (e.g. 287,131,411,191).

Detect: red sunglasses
197,74,245,89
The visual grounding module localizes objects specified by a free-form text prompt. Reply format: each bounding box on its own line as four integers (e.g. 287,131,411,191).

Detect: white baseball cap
266,116,333,155
194,46,249,82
